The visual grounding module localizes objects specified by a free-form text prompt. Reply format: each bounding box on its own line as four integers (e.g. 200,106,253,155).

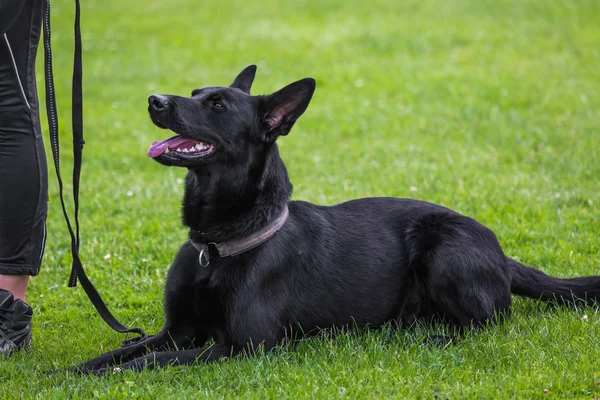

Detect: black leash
42,0,146,345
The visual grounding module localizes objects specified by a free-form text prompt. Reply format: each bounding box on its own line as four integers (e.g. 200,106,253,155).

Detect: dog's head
147,65,315,168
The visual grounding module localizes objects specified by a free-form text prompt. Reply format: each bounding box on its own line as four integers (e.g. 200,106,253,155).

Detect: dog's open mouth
147,135,215,159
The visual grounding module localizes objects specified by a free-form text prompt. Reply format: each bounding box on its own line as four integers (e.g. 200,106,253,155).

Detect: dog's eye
210,100,224,109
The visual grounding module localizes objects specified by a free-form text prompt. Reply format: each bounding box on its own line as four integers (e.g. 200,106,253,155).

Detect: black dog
76,65,600,373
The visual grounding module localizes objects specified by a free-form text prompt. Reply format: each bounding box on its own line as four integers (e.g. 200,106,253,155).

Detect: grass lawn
2,0,599,398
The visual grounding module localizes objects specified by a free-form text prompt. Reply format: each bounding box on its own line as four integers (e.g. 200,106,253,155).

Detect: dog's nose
149,94,169,111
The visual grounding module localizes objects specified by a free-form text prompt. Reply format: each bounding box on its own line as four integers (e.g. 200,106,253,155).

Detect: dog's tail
509,258,600,305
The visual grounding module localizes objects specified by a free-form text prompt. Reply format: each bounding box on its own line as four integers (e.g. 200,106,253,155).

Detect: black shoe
0,289,33,354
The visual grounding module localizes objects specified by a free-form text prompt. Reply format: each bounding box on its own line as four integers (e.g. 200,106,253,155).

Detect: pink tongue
147,136,198,158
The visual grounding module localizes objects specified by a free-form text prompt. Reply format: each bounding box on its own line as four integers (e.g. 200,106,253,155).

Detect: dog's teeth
183,148,189,153
164,148,170,153
195,144,203,151
176,148,182,152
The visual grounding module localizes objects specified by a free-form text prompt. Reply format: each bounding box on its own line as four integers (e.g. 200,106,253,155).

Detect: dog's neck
182,143,292,244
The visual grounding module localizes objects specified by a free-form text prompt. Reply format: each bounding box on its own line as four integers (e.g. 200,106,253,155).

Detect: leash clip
198,246,210,268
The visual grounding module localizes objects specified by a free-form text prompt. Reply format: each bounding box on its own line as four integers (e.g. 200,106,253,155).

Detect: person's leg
0,276,30,300
0,0,46,302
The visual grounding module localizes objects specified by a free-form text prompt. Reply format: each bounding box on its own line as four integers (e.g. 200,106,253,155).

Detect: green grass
2,0,600,397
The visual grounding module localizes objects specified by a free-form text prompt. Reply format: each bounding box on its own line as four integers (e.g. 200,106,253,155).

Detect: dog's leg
71,330,170,373
73,328,203,373
405,214,513,342
106,333,281,373
104,344,241,373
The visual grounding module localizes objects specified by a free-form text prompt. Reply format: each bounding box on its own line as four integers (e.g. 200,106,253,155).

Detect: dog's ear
260,78,316,141
230,65,257,94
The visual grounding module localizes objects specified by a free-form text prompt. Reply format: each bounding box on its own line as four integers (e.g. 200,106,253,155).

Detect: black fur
75,66,600,373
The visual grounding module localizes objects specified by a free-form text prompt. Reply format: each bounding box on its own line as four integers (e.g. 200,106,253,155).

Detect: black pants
0,0,47,276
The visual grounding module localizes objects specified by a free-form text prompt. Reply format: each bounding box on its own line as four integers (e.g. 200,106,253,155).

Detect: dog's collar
190,206,289,268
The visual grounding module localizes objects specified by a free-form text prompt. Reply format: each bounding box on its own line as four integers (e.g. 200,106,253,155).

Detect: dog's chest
192,260,234,289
